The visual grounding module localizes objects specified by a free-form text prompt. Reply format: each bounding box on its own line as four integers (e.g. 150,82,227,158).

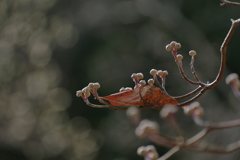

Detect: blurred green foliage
0,0,240,160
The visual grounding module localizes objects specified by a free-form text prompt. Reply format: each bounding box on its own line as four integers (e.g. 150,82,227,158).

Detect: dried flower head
150,69,158,75
148,78,155,85
176,54,183,61
183,101,204,117
226,73,239,85
189,50,197,56
137,145,159,160
135,119,160,138
160,105,178,119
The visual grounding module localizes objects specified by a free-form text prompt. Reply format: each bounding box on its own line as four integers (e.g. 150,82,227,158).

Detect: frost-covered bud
88,83,94,89
139,80,146,86
226,73,239,85
160,105,178,119
135,119,160,138
183,101,204,117
162,70,168,76
175,42,181,49
147,78,155,85
76,90,83,97
93,82,100,89
137,73,144,80
137,146,147,156
126,106,140,118
82,86,91,93
156,70,163,77
170,41,177,48
189,50,197,56
145,145,156,153
126,106,140,124
150,69,158,75
131,73,137,79
137,145,159,160
165,44,172,51
176,54,183,61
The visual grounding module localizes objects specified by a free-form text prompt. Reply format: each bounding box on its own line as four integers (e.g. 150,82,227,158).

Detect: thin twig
185,128,210,146
220,0,240,6
174,86,202,100
193,116,240,129
157,146,180,160
177,88,207,107
207,18,240,89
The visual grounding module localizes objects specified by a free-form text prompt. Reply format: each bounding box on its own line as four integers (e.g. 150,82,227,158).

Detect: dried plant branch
220,0,240,6
207,18,240,89
157,146,180,160
77,2,240,159
174,86,202,100
193,116,240,129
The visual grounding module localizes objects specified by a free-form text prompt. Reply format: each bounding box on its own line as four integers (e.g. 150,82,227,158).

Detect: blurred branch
220,0,240,6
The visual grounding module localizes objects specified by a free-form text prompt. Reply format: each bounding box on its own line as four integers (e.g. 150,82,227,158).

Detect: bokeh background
0,0,240,160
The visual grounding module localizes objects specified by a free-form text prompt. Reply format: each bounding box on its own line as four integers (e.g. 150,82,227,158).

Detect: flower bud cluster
157,70,168,78
165,41,181,51
160,105,178,119
149,69,168,79
135,119,160,138
76,82,100,98
183,101,204,117
137,145,159,160
131,73,144,82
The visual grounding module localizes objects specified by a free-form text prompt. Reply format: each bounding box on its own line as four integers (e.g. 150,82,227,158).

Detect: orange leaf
101,85,178,107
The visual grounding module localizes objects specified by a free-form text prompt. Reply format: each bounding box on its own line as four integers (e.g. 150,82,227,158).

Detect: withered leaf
101,85,178,107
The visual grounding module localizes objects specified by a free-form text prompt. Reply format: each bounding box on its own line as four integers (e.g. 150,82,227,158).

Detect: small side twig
220,0,240,6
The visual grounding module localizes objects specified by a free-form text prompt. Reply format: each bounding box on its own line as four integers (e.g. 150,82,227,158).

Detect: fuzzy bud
87,83,94,89
126,106,140,118
137,145,158,160
126,106,140,124
93,82,100,89
183,101,204,117
176,54,183,61
160,105,178,119
165,44,172,51
162,70,168,76
137,73,144,80
148,78,155,85
156,70,163,77
175,43,181,49
139,80,146,86
131,73,137,79
76,90,83,97
170,41,177,48
150,69,158,75
189,50,197,56
226,73,239,85
137,146,147,156
135,119,160,138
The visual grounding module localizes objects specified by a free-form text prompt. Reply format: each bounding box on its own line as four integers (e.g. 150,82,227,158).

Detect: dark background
0,0,240,160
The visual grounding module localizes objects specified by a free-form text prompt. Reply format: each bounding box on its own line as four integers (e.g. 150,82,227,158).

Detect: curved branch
207,18,240,89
